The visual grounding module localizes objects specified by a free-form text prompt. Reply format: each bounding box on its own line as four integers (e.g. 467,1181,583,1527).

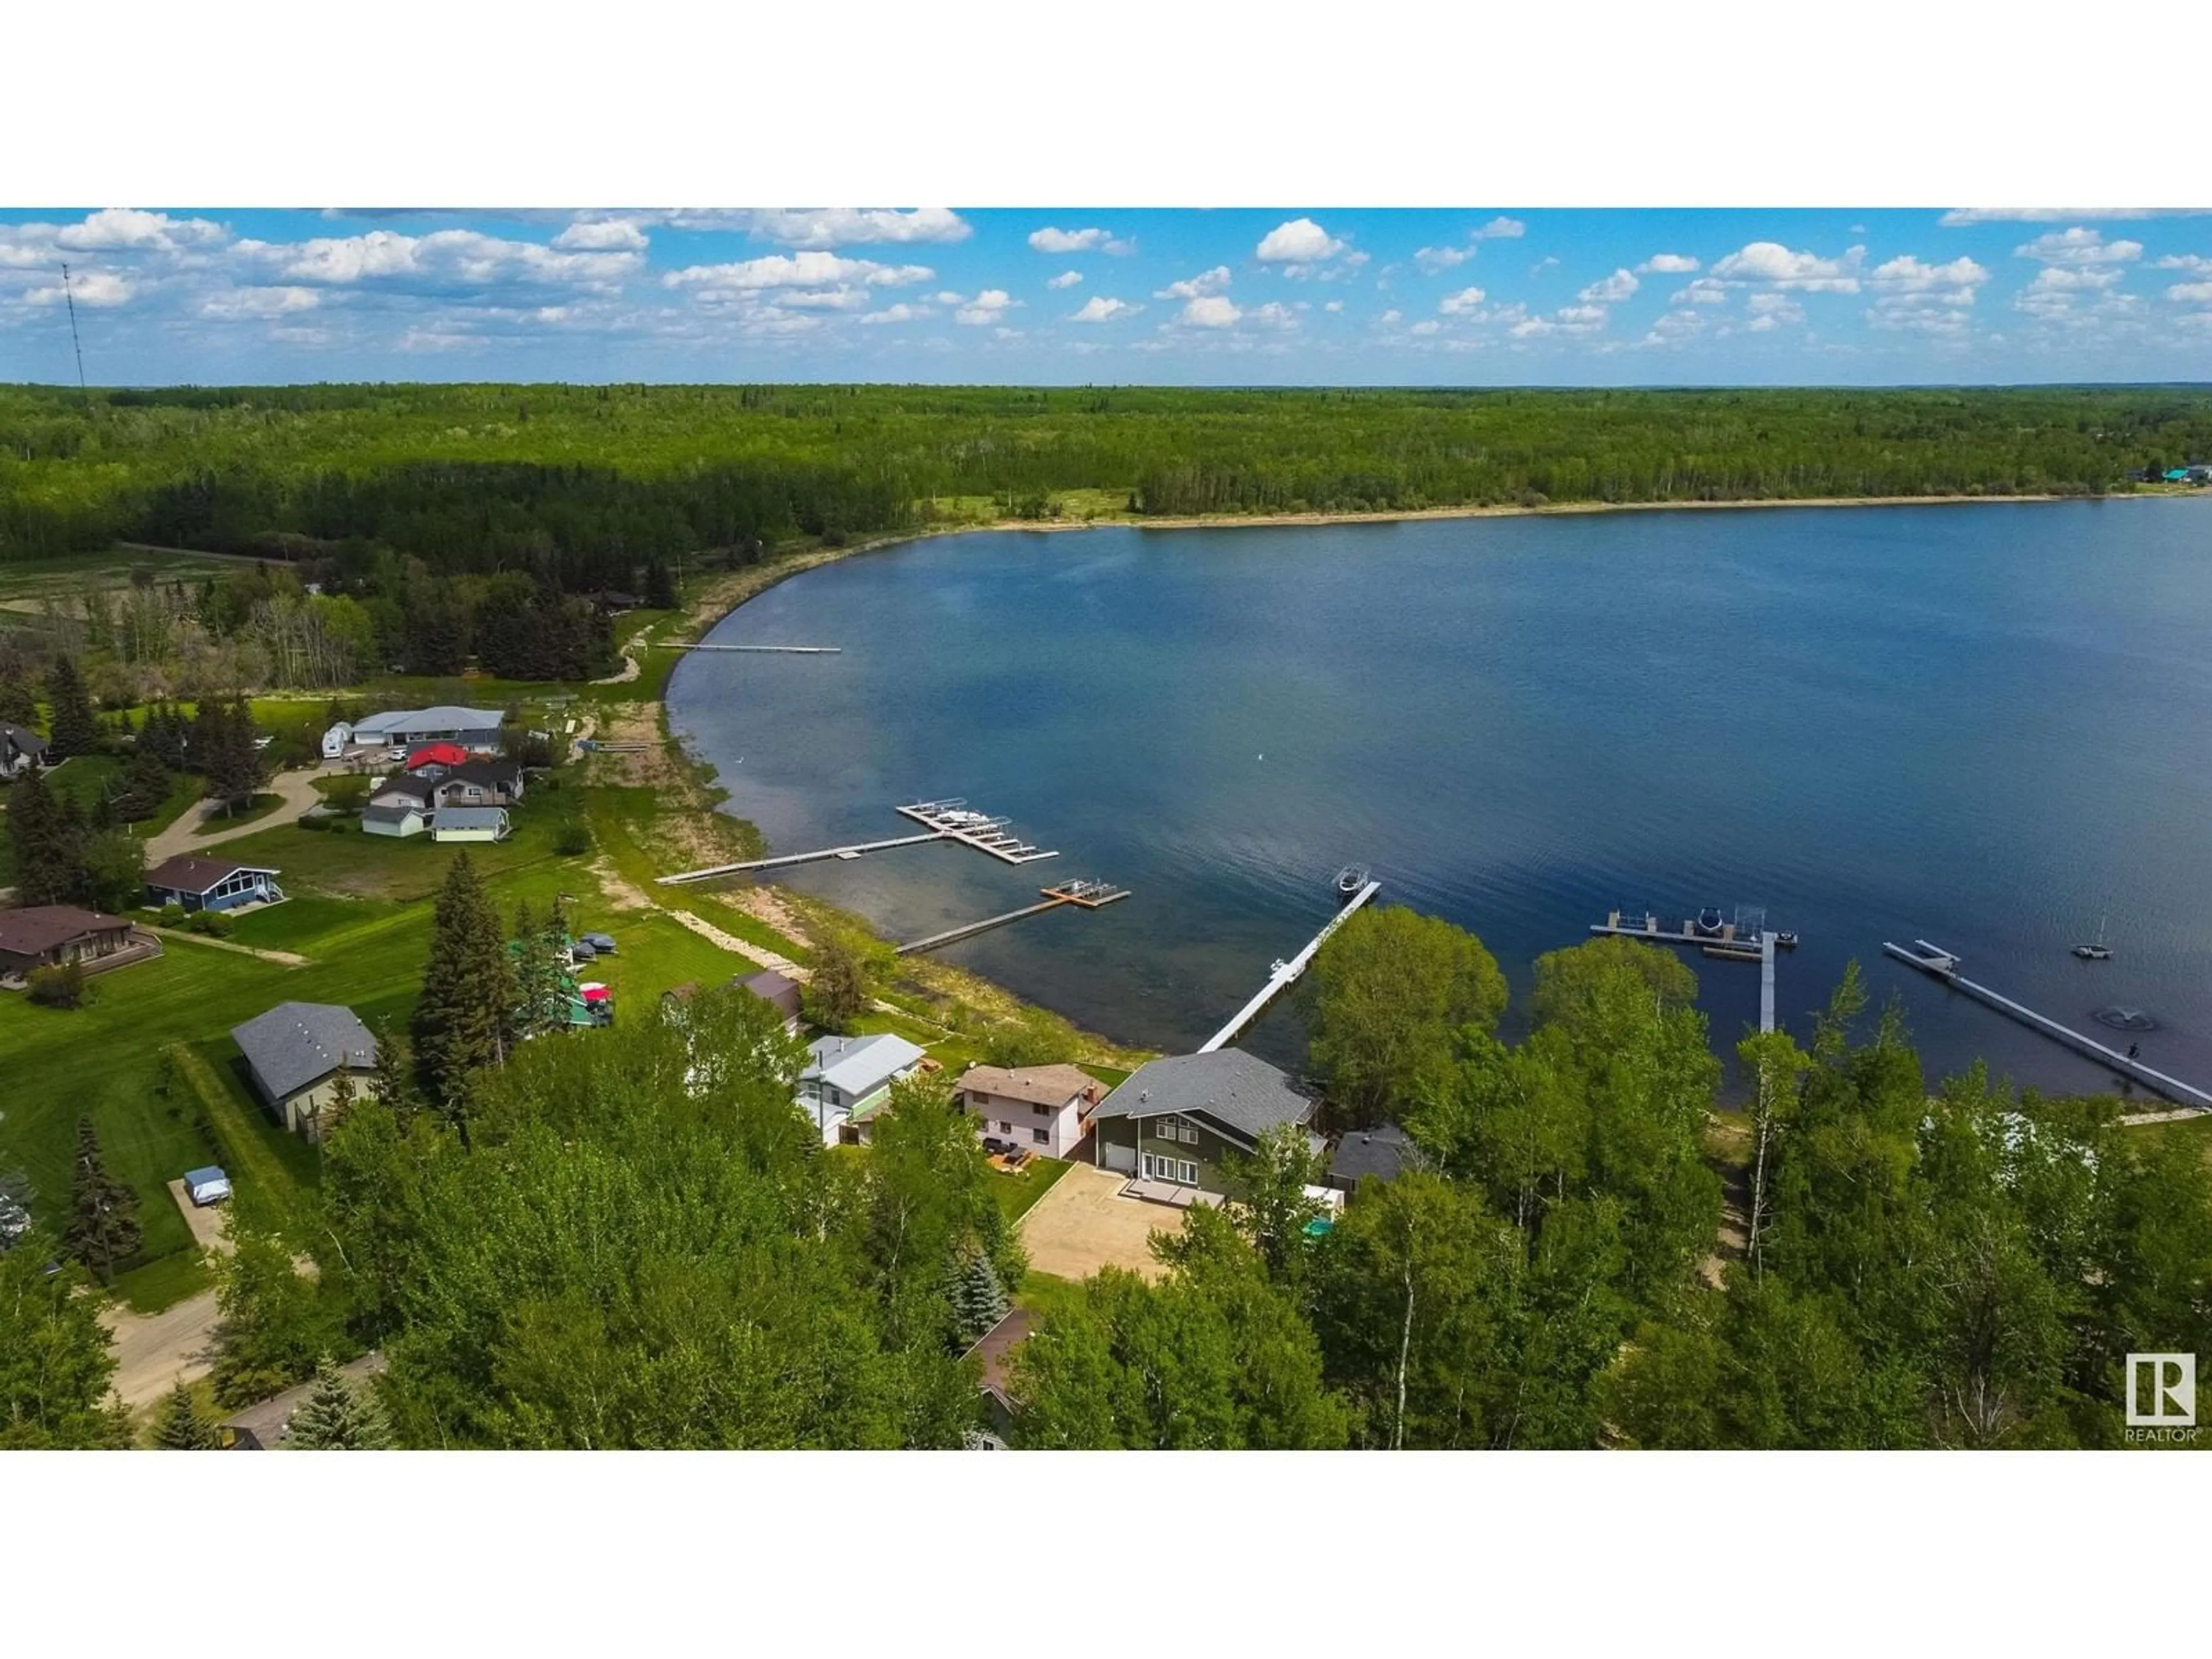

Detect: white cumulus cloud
1177,294,1242,328
1028,226,1115,254
1155,266,1232,300
955,289,1016,325
1414,245,1471,274
199,286,320,320
1046,270,1083,290
1438,286,1487,314
1256,218,1343,263
1709,241,1866,292
858,303,932,325
738,208,970,247
2014,226,2142,266
1638,253,1699,274
554,218,649,252
664,251,933,295
1578,268,1639,304
1069,296,1139,323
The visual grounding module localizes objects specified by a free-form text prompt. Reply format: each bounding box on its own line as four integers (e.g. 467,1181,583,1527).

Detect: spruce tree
6,769,84,906
0,676,37,729
413,852,515,1117
64,1118,141,1286
368,1020,423,1127
43,656,97,760
509,898,570,1039
115,745,172,822
285,1357,393,1449
152,1380,221,1449
202,696,266,812
952,1250,1011,1346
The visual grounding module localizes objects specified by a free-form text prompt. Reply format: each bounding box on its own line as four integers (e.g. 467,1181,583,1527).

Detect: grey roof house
1328,1122,1416,1190
797,1032,928,1145
230,1001,378,1142
1090,1048,1323,1199
0,721,47,781
352,706,506,749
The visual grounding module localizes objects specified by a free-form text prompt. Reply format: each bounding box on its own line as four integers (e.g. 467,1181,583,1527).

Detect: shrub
296,813,332,832
158,903,187,927
184,910,234,938
554,818,592,857
26,963,91,1009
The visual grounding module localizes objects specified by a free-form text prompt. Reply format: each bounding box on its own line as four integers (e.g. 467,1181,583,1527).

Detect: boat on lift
1694,906,1725,938
2073,912,2112,961
1335,865,1369,904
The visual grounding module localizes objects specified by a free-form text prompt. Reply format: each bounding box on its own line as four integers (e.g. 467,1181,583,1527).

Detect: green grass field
990,1154,1073,1224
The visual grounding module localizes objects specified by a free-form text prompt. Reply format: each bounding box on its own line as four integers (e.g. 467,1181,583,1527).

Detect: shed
430,806,511,843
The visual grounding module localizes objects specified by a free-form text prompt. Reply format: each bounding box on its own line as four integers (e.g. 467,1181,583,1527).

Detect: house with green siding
1089,1048,1324,1197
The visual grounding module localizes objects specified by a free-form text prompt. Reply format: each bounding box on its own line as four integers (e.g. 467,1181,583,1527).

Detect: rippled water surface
668,501,2212,1099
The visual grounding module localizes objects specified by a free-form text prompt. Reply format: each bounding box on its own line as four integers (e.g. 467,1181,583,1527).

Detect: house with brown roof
957,1062,1102,1158
0,906,149,979
145,855,284,914
736,968,804,1035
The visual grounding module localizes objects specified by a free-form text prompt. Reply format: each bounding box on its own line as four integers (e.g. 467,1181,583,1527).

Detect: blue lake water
666,499,2212,1102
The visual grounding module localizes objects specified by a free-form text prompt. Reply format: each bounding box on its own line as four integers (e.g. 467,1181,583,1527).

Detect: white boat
2073,912,2112,961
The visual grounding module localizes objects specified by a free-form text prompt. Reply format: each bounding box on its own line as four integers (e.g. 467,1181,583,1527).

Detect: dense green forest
5,383,2211,574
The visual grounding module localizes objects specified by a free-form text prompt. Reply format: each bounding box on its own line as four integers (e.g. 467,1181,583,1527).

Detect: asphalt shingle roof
959,1063,1098,1108
1330,1123,1415,1185
230,1001,377,1103
433,806,509,831
354,706,505,739
802,1032,926,1097
1090,1049,1318,1141
146,855,279,895
0,905,131,958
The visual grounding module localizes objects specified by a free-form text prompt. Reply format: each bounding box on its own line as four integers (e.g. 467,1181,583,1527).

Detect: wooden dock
1883,939,2212,1110
1200,878,1381,1053
896,800,1062,865
664,643,842,654
660,831,948,885
893,880,1130,956
660,798,1066,885
1590,910,1780,1033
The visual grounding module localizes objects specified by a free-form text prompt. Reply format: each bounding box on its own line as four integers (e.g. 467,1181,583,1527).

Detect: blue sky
4,206,2210,385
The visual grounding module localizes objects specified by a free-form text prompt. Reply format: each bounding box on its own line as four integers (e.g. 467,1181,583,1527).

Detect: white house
797,1032,928,1145
352,706,506,755
958,1063,1101,1158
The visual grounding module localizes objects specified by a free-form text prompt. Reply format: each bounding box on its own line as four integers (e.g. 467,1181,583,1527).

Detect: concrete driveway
166,1181,235,1255
1018,1162,1185,1283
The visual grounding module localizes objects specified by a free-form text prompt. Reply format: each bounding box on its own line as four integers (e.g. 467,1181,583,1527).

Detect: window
1181,1124,1198,1145
998,1121,1013,1134
1032,1127,1048,1145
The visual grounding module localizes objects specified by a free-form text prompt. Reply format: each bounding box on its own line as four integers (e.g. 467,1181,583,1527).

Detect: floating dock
896,800,1062,865
659,798,1061,885
894,879,1130,956
1883,938,2212,1110
1590,908,1782,1033
1200,878,1382,1053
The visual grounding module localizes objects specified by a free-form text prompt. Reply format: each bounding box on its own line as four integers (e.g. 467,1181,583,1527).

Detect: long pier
895,880,1130,957
661,831,948,884
659,798,1062,886
1200,879,1382,1053
1590,911,1781,1033
1883,939,2212,1110
665,643,842,654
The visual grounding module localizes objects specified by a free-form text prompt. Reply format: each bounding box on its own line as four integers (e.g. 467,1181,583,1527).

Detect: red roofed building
407,741,469,772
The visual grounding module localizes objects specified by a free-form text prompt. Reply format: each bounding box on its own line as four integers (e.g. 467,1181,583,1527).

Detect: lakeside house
964,1307,1033,1449
957,1062,1101,1158
1089,1048,1324,1198
797,1032,927,1145
346,706,506,757
737,968,805,1035
430,759,525,808
405,741,469,774
1328,1122,1415,1190
0,905,153,981
1,721,47,781
218,1353,387,1449
229,1000,378,1141
145,855,284,914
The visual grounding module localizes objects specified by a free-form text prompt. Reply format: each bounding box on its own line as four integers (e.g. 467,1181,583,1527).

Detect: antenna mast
60,262,88,395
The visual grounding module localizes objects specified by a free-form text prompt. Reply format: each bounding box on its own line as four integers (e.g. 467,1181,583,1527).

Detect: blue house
145,854,285,913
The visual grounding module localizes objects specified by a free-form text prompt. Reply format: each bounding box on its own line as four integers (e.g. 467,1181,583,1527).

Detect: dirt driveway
1018,1162,1185,1283
101,1289,221,1411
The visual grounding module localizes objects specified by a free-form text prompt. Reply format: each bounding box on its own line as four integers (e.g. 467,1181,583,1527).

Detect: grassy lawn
114,1248,215,1314
2128,1111,2212,1166
1012,1267,1089,1321
990,1153,1073,1224
191,791,286,836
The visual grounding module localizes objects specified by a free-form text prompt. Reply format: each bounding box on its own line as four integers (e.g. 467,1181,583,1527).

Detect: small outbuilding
0,721,48,781
1328,1123,1416,1191
737,968,805,1035
430,806,511,843
361,801,429,839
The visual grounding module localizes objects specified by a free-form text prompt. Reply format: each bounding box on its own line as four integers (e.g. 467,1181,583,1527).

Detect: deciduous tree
1308,905,1507,1126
